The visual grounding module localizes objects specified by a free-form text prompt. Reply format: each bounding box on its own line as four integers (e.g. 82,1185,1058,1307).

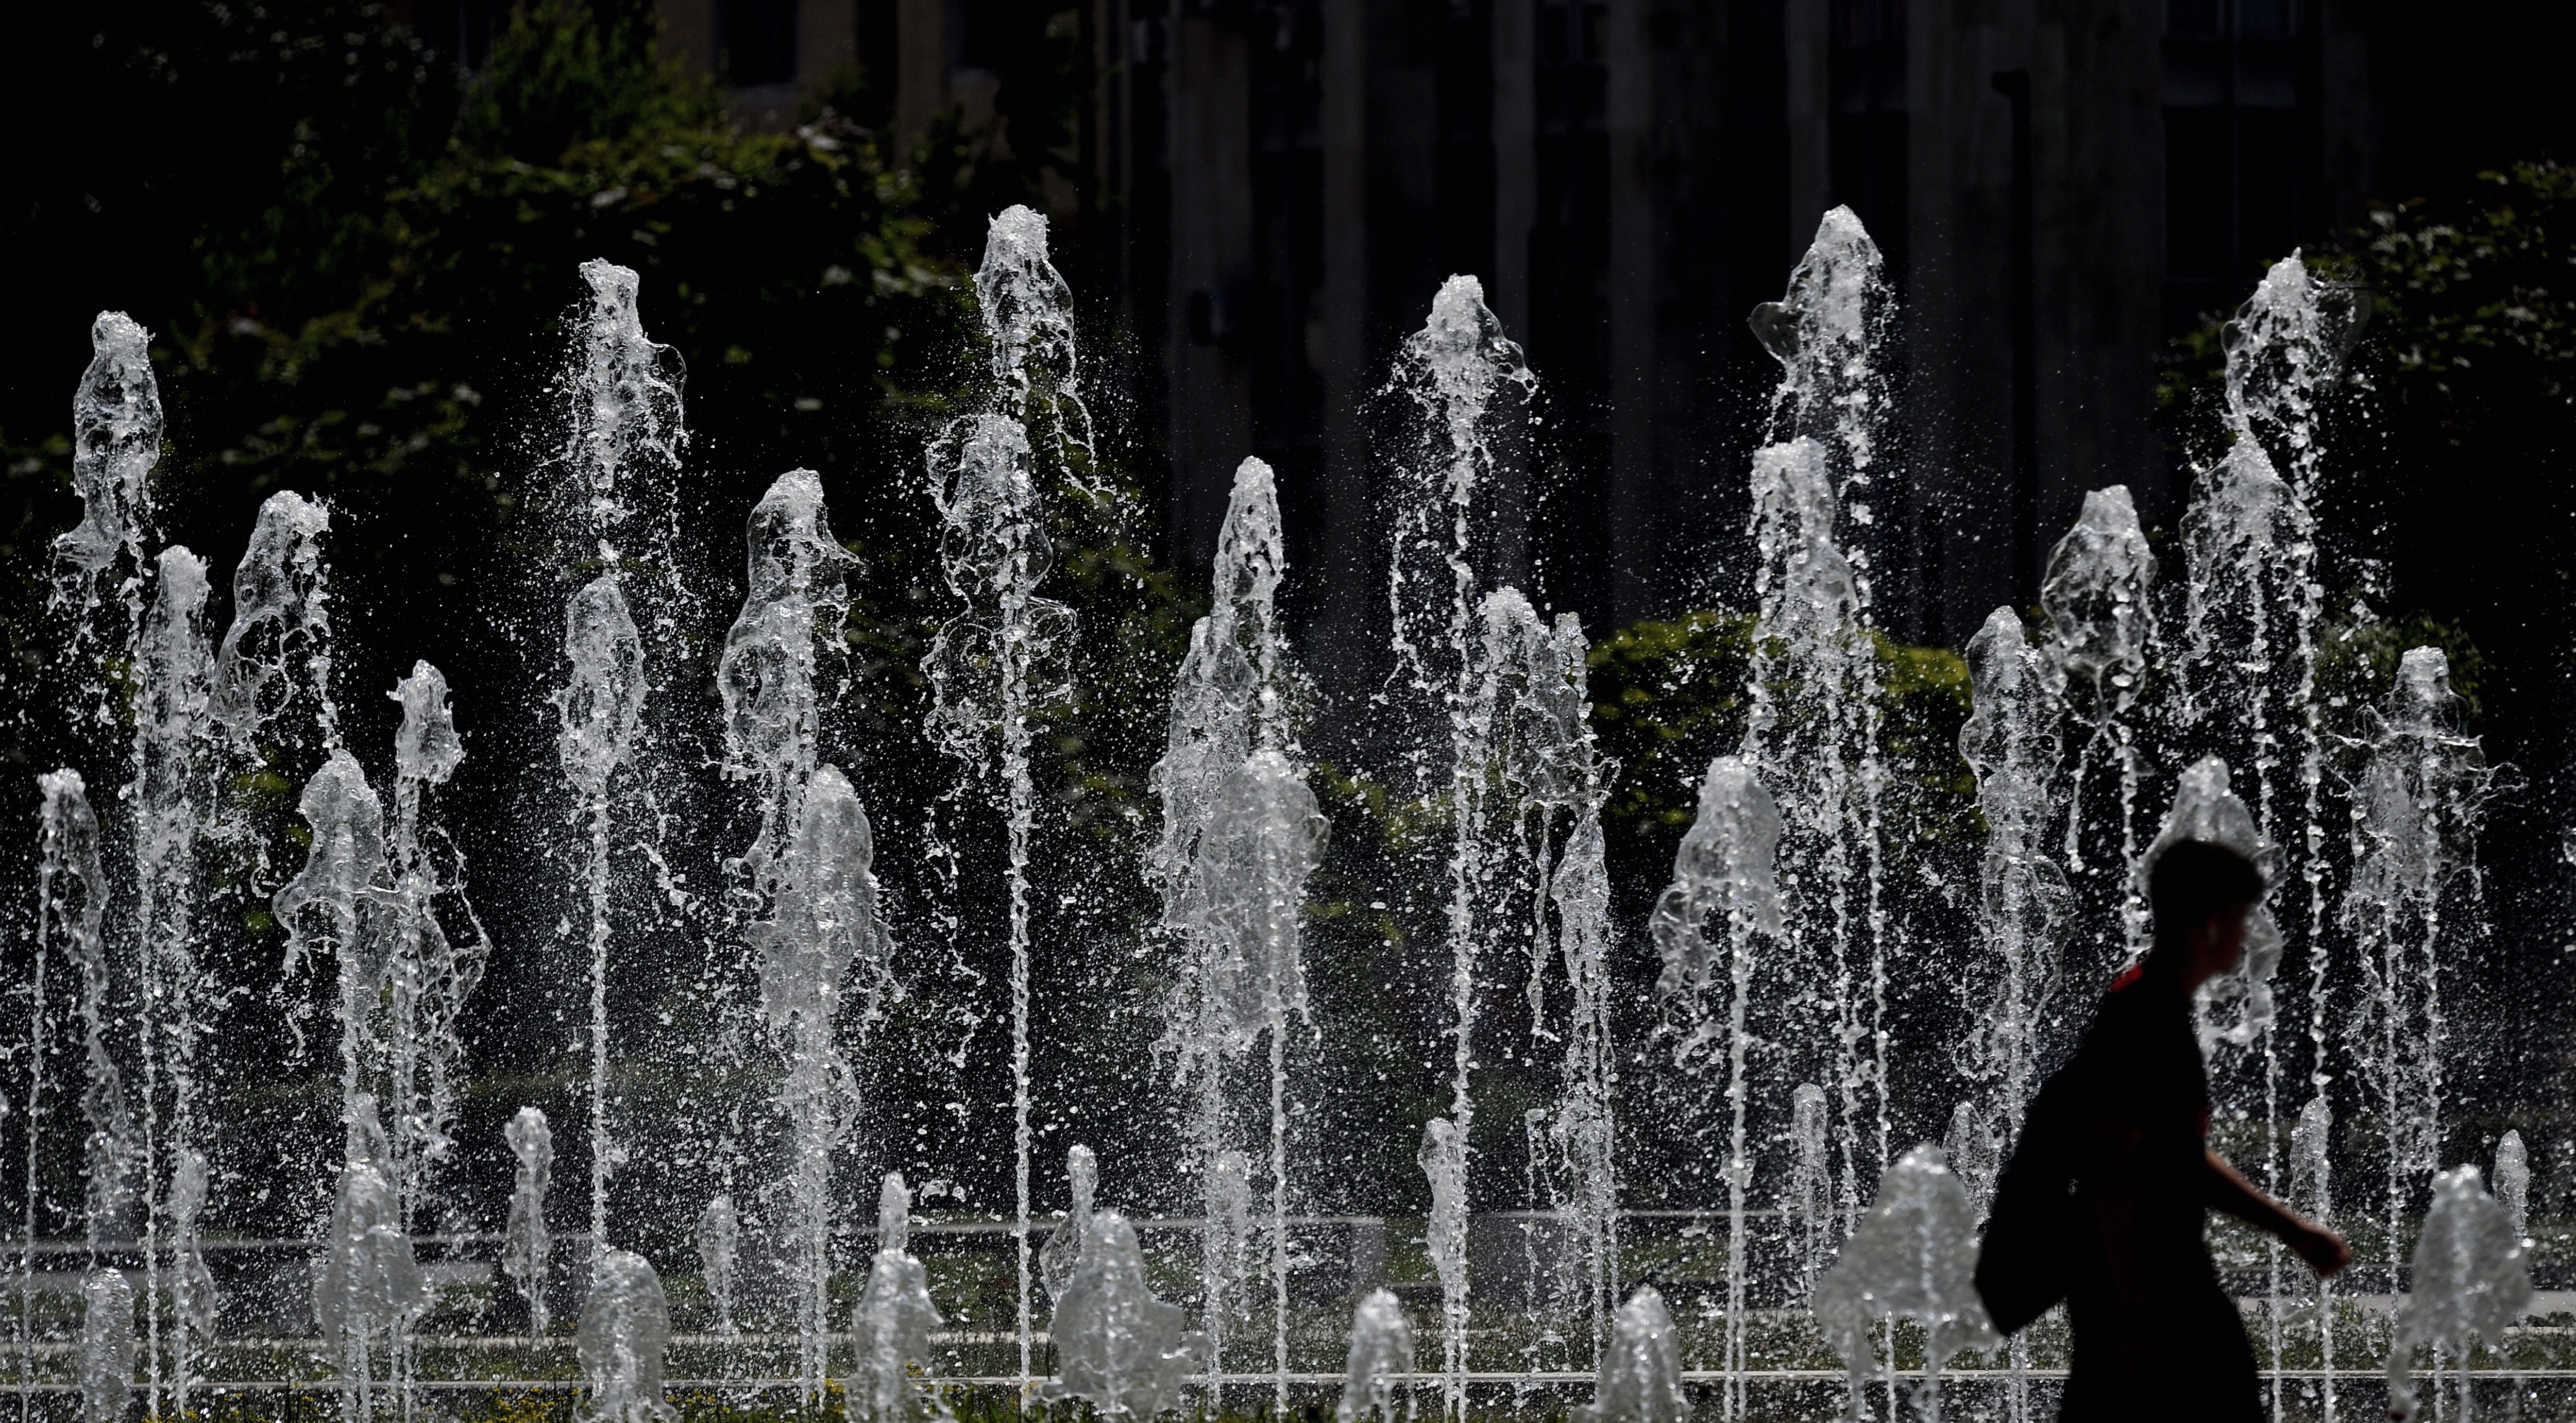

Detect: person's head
2148,839,2266,989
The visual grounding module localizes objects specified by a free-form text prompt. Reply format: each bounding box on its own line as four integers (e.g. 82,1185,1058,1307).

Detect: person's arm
2202,1146,2351,1277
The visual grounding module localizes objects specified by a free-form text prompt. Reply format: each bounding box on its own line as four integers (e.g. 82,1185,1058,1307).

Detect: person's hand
2290,1222,2351,1278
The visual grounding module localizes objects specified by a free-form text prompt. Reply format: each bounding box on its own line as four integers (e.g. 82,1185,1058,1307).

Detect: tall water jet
1476,592,1619,1346
2203,268,2370,1383
1650,757,1783,1420
52,313,162,702
1150,456,1319,1405
129,546,214,1415
2344,648,2490,1301
1184,753,1324,1407
1812,1147,1997,1423
2292,1093,2340,1415
380,663,488,1223
1788,1085,1833,1294
1418,1117,1469,1416
848,1173,946,1423
1197,1149,1252,1394
1742,210,1898,1254
165,1148,214,1408
43,771,133,1256
1956,607,2072,1173
2385,1165,2529,1422
78,1268,134,1423
2040,486,2157,961
550,259,713,1269
560,575,645,1256
1337,1289,1415,1423
925,206,1089,1391
1041,1211,1207,1418
1380,279,1537,1404
718,467,885,1400
1580,1287,1685,1423
22,775,86,1413
751,762,892,1401
276,753,386,1139
578,1249,675,1423
503,1107,554,1340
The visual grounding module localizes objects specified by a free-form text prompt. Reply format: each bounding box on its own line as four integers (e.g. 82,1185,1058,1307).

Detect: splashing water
1040,1143,1098,1306
848,1173,947,1423
1041,1211,1208,1418
2141,756,2284,1052
2345,648,2489,1304
1750,206,1894,473
2385,1166,2530,1422
2495,1131,2530,1243
1956,607,2073,1178
578,1249,675,1423
1337,1289,1415,1423
53,313,161,700
503,1107,554,1341
1580,1287,1685,1423
1150,458,1320,1408
37,771,132,1253
211,490,336,753
564,260,687,572
2040,485,2157,972
380,662,488,1223
1812,1146,1998,1423
1789,1085,1833,1294
752,761,893,1402
1650,757,1783,1420
1417,1117,1469,1415
314,1153,429,1423
130,545,214,1413
693,1194,738,1338
78,1268,134,1423
560,574,645,1256
925,208,1090,1391
2222,252,2368,497
1377,276,1538,1416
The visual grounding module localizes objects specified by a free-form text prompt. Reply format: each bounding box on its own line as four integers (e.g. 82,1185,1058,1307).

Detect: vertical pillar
1784,0,1833,254
895,0,947,150
1166,12,1258,564
1490,0,1537,340
1316,0,1374,670
1604,0,1654,618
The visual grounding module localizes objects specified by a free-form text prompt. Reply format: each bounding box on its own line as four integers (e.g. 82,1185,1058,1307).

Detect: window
2161,0,2310,330
720,0,798,86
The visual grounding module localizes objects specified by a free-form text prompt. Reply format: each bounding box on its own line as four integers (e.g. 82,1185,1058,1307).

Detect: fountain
1813,1148,1997,1423
1337,1290,1415,1423
3,194,2548,1423
847,1173,944,1423
2385,1166,2530,1422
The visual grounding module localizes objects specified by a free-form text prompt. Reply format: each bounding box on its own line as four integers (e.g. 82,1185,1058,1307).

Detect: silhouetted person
1979,839,2350,1422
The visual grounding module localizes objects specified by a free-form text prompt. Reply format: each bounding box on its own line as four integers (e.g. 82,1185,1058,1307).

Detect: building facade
651,0,2403,655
